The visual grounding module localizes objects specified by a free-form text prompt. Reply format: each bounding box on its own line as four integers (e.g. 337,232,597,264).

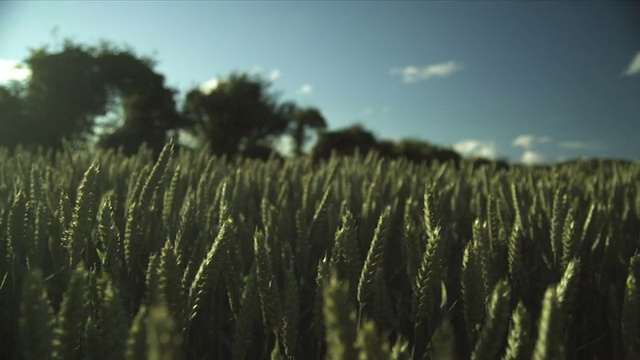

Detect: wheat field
0,143,638,359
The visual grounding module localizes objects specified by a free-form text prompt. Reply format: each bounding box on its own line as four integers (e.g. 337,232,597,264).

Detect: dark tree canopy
282,103,327,156
0,40,185,155
392,138,461,165
311,124,378,159
22,43,111,148
88,44,186,156
0,38,497,165
183,73,290,157
0,83,31,150
312,124,466,166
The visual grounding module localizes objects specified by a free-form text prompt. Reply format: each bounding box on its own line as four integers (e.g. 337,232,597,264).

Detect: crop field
0,143,638,359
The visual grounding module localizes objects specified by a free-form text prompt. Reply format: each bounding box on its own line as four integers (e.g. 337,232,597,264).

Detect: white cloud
249,66,281,81
298,84,313,94
510,134,603,164
199,77,219,94
269,69,281,81
453,140,478,154
199,68,279,95
510,136,603,164
623,51,640,76
512,134,552,149
0,59,31,83
476,146,497,159
453,139,497,159
511,134,554,164
512,135,537,149
521,150,545,165
390,61,462,83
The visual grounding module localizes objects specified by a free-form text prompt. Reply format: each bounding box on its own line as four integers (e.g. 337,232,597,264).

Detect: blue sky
1,1,639,163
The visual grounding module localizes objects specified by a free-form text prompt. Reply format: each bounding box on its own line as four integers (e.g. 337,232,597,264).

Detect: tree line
0,39,503,167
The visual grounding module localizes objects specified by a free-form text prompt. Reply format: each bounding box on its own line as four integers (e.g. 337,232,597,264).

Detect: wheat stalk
125,305,148,360
54,265,88,360
65,162,99,267
358,206,391,314
356,320,391,360
502,301,533,360
232,264,259,360
280,260,299,359
323,270,358,360
19,269,55,360
471,279,512,360
533,287,564,360
147,303,183,360
330,209,361,299
187,217,234,322
622,265,639,358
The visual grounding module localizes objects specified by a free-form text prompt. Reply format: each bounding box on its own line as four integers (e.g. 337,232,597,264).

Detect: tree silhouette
432,146,462,165
311,124,465,166
392,138,461,165
92,44,186,156
182,72,289,156
0,40,185,155
311,124,378,159
22,42,111,149
375,139,396,158
0,82,31,150
0,38,483,167
282,103,327,156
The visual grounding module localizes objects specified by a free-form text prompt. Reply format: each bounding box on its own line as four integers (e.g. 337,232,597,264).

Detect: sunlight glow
0,59,31,83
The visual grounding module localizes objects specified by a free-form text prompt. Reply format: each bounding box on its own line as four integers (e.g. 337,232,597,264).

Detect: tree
21,42,111,149
311,125,464,166
0,39,185,155
182,72,290,156
375,139,396,158
391,138,461,165
91,44,187,156
432,146,462,165
0,82,31,150
282,103,327,156
311,123,378,159
393,138,438,162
